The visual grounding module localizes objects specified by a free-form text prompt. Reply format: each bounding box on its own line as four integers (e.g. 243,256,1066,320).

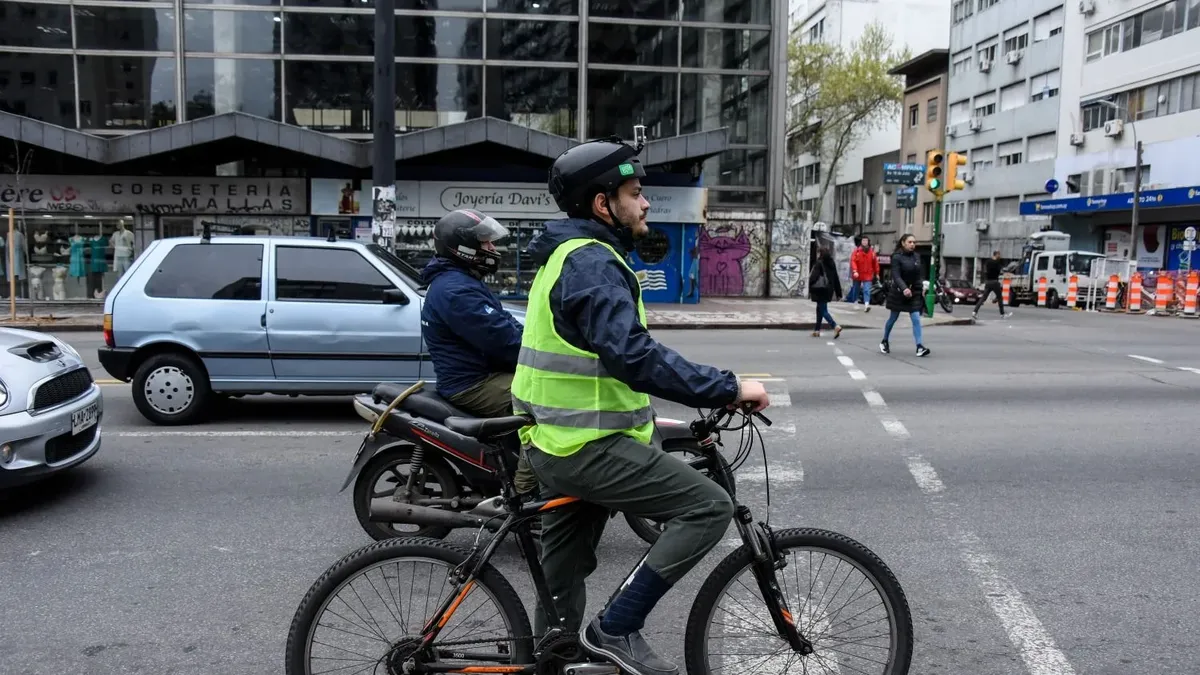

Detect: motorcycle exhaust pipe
369,499,500,531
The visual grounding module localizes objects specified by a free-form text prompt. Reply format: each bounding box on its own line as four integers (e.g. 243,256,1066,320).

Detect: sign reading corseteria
0,175,307,215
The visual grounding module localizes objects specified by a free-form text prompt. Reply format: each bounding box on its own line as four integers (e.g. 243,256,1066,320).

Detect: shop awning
1020,186,1200,216
0,111,730,170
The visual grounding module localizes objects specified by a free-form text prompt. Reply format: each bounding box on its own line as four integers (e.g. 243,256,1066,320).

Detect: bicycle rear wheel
285,538,534,675
684,528,913,675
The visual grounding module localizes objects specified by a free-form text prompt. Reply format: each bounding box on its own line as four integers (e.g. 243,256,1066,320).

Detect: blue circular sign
1045,179,1059,193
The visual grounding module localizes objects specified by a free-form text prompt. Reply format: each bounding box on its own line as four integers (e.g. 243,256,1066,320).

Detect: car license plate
72,402,99,435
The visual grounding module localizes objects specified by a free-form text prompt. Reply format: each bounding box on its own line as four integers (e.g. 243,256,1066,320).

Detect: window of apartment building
977,40,998,65
1003,24,1030,54
1118,165,1152,188
978,0,999,12
1030,70,1061,101
909,104,919,127
943,201,966,223
798,198,817,213
904,206,915,226
998,140,1023,165
973,91,997,117
949,99,971,125
1081,73,1200,131
953,0,974,23
1000,82,1025,111
967,199,990,222
867,194,876,224
1033,7,1065,41
906,153,917,163
1066,173,1083,194
1085,1,1196,64
970,145,994,171
799,163,821,186
807,18,826,43
951,49,972,74
927,97,939,122
993,197,1020,219
922,202,934,223
1026,133,1057,162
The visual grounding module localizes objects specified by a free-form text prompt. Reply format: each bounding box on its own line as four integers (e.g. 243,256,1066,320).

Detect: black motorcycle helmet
433,209,509,275
548,137,646,244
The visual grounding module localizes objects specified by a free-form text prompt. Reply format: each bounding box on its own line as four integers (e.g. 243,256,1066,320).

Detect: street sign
883,163,926,186
895,187,918,209
1045,179,1059,194
1185,226,1196,241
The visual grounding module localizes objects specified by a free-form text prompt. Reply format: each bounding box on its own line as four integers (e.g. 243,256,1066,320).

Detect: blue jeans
849,280,871,304
816,301,837,330
884,310,923,346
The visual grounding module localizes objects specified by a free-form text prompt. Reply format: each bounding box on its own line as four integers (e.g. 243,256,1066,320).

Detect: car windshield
366,244,426,295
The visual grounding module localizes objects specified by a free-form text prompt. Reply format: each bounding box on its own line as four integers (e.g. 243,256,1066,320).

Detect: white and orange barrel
1155,273,1173,312
1066,275,1078,306
1002,275,1011,304
1106,275,1120,310
1129,273,1143,312
1037,277,1048,306
1185,271,1199,316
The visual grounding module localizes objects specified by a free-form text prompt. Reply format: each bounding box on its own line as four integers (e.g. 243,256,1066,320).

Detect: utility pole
925,195,943,317
371,0,396,251
1130,139,1143,266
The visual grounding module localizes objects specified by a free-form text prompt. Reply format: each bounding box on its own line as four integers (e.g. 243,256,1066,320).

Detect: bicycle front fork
734,505,814,656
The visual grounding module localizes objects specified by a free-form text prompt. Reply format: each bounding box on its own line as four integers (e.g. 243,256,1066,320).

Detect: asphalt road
2,306,1198,675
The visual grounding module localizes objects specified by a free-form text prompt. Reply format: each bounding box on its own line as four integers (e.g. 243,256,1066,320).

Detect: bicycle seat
371,384,470,423
444,415,531,440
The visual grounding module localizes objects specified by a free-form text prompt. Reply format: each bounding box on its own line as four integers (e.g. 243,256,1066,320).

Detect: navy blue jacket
527,218,739,409
420,257,523,397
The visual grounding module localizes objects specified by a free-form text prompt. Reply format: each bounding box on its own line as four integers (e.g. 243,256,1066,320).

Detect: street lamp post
1097,100,1142,265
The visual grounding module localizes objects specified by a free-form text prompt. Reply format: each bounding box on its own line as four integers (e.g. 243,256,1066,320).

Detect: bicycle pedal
562,663,619,675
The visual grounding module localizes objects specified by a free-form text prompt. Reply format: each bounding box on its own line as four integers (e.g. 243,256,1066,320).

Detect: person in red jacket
849,236,880,311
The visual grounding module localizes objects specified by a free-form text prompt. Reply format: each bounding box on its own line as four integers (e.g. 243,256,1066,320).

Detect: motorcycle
342,381,730,545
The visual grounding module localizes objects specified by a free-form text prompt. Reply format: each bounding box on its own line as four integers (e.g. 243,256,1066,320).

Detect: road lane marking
97,379,122,385
765,380,791,407
1128,354,1164,364
837,355,855,367
736,373,773,378
827,345,1078,675
113,430,359,437
1178,367,1200,375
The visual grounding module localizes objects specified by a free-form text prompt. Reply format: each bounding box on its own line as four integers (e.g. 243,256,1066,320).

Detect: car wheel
132,352,212,425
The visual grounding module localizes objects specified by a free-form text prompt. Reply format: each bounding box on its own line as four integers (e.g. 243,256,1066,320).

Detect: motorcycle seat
371,383,471,423
444,415,531,440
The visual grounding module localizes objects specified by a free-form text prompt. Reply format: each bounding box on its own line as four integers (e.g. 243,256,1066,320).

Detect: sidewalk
0,298,975,332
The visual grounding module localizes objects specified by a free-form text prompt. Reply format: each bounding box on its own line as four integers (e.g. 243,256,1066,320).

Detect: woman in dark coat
881,234,931,357
809,245,843,338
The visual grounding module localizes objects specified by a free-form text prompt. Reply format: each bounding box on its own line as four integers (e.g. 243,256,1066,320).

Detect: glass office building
0,0,775,207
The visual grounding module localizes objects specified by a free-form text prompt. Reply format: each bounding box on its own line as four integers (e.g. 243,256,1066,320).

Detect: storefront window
386,218,545,298
485,66,577,137
0,53,76,128
4,216,138,301
185,58,282,120
77,55,177,129
587,69,677,139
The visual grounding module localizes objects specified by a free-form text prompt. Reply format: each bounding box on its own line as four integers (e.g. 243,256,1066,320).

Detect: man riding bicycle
512,137,770,675
421,208,537,494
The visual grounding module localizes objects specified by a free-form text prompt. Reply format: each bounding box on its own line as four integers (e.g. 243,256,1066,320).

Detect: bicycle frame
407,419,814,674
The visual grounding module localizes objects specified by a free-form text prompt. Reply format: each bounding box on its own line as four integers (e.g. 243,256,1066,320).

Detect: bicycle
285,405,914,675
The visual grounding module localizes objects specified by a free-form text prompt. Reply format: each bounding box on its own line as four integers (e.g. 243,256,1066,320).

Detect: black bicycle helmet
548,137,646,217
433,209,509,275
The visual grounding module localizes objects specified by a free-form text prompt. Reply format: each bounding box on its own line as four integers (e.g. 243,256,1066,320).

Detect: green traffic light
929,178,940,190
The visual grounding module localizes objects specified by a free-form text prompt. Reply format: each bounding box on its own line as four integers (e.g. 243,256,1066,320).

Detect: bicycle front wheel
685,528,913,675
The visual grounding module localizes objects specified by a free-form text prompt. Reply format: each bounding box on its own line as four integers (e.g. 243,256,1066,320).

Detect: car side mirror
382,289,410,305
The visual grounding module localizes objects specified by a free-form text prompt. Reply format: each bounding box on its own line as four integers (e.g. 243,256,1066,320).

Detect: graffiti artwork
698,226,751,296
771,254,803,293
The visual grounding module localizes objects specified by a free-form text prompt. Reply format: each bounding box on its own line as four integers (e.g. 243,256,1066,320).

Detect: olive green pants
529,432,734,634
445,372,537,494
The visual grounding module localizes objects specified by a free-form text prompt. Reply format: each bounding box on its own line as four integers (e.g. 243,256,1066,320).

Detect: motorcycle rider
421,208,536,494
512,137,771,675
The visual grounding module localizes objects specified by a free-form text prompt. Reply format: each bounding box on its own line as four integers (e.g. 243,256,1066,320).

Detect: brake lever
753,411,773,426
738,402,772,426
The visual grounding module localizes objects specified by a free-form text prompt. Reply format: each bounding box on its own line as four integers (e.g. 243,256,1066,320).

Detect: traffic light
925,150,945,193
946,152,968,192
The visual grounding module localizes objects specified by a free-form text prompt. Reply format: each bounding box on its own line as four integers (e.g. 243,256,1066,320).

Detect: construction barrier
1066,275,1078,307
1037,277,1048,307
1185,271,1199,317
1128,273,1143,313
1155,273,1173,313
1001,276,1011,305
1105,275,1119,310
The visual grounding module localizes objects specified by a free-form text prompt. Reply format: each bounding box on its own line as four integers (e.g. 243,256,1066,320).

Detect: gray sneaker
581,615,678,675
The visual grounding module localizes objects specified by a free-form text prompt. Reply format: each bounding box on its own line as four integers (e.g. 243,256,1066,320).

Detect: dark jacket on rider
525,217,739,409
420,257,523,398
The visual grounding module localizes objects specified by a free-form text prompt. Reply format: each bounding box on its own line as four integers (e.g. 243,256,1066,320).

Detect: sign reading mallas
0,175,308,215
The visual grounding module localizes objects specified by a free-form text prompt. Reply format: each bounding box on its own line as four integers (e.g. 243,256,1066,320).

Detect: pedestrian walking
880,234,930,357
810,245,843,339
849,236,879,311
972,250,1011,320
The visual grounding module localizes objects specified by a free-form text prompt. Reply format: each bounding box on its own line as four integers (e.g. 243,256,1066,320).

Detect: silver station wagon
98,233,523,426
1,327,104,488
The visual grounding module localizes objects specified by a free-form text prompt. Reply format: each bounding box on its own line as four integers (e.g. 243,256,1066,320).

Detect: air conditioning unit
946,124,958,137
1005,49,1024,64
1069,133,1085,146
979,59,992,72
1104,118,1124,137
969,117,984,131
1117,182,1133,193
1079,0,1096,13
962,171,975,185
976,219,990,232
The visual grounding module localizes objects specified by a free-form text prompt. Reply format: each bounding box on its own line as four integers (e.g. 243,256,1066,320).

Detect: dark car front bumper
97,347,136,381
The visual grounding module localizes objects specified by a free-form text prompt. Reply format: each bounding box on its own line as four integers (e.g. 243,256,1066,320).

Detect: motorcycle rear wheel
353,446,461,541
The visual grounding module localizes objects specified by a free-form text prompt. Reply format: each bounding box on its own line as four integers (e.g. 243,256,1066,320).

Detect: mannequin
28,265,45,300
68,232,86,281
4,227,28,298
88,229,109,298
52,264,67,301
112,222,135,276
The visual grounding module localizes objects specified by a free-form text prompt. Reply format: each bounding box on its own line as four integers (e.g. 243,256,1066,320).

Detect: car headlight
0,380,8,409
